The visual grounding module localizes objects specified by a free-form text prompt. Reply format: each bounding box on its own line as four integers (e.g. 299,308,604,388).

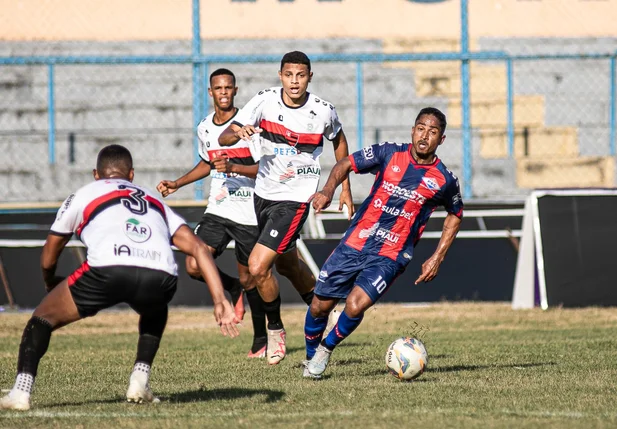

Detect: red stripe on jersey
76,189,132,236
260,120,323,146
68,261,90,287
277,203,307,253
349,154,358,173
344,173,405,252
145,196,167,222
207,147,252,160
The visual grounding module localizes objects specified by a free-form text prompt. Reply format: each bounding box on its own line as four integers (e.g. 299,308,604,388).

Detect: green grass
1,303,617,428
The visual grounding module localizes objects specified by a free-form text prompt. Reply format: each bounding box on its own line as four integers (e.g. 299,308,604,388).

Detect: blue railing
0,0,615,199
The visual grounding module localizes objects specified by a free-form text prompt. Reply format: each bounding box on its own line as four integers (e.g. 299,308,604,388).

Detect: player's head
279,51,313,105
208,68,237,111
411,107,447,162
94,144,134,182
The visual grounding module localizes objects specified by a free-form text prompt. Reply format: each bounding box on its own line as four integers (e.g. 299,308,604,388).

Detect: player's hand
212,156,233,174
339,188,354,220
235,125,262,141
213,301,240,337
414,255,444,285
310,190,333,213
157,180,179,198
44,275,65,292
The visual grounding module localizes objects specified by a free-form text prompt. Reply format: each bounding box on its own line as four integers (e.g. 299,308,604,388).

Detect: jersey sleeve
233,91,267,128
349,143,392,174
197,122,210,162
323,105,342,141
164,204,187,237
50,193,82,236
442,175,464,218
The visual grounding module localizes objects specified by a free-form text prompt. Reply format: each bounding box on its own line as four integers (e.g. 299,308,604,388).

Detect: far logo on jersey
124,218,152,243
421,177,441,192
391,165,401,173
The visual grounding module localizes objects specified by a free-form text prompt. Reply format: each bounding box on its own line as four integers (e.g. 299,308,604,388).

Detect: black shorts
68,263,178,318
194,213,259,266
254,194,310,254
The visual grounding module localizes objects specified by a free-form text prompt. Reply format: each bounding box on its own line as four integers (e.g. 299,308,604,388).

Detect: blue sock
323,310,364,351
304,310,328,359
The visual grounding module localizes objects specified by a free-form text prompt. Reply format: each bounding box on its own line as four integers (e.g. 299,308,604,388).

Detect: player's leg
187,214,244,318
126,270,177,404
275,247,315,305
1,276,83,410
248,243,285,364
307,256,401,377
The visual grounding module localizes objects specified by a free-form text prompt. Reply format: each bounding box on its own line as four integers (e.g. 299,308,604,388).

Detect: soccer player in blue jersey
303,107,463,378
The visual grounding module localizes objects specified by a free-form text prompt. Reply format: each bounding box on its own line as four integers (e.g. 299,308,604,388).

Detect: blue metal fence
0,0,615,202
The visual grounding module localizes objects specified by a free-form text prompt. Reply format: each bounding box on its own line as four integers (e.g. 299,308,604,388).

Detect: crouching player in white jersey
157,69,269,358
0,145,239,411
219,51,354,365
303,108,464,378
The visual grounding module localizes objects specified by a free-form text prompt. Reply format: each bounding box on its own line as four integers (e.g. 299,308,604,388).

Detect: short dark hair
415,107,447,134
209,68,236,86
96,144,133,176
280,51,311,72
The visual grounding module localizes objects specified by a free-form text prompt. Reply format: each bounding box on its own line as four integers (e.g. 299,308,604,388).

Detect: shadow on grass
166,387,285,404
431,361,557,373
46,388,285,408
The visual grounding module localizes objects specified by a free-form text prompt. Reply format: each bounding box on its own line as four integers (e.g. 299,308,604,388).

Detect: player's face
411,114,445,161
279,63,312,106
208,75,237,111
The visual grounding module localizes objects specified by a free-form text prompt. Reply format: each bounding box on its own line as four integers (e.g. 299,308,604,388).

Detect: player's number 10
371,276,387,293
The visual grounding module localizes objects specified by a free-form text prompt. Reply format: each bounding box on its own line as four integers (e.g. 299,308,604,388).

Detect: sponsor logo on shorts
270,229,279,238
124,218,152,243
113,244,161,261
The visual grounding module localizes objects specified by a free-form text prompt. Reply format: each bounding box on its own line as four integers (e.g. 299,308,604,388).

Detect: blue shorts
315,244,404,303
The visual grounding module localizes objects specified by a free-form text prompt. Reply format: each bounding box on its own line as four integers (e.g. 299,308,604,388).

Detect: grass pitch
1,303,616,428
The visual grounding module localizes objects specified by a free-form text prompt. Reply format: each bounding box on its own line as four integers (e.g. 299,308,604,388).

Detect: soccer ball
385,337,428,381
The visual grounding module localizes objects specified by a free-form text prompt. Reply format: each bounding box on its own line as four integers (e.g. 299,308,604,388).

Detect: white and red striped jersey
50,179,186,276
197,110,258,226
232,87,342,203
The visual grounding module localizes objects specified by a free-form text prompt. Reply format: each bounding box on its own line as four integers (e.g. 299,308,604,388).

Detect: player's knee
344,297,369,318
248,261,271,284
238,271,253,289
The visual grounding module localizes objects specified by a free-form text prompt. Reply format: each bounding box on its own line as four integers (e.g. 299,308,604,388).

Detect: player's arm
415,213,462,285
332,129,354,219
41,233,72,292
171,225,239,337
211,158,259,179
310,156,353,214
219,123,262,146
157,161,211,198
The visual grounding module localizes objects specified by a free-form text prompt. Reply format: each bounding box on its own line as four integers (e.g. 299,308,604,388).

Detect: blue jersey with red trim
343,142,463,265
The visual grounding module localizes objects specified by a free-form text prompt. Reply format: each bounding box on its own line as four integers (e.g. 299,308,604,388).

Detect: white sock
130,362,151,384
12,373,34,396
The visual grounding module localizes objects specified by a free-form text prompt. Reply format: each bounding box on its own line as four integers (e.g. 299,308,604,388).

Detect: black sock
17,316,53,377
246,288,267,349
135,334,161,366
262,294,283,330
300,290,314,306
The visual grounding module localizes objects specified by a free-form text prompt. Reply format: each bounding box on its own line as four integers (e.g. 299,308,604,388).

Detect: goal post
512,189,617,309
